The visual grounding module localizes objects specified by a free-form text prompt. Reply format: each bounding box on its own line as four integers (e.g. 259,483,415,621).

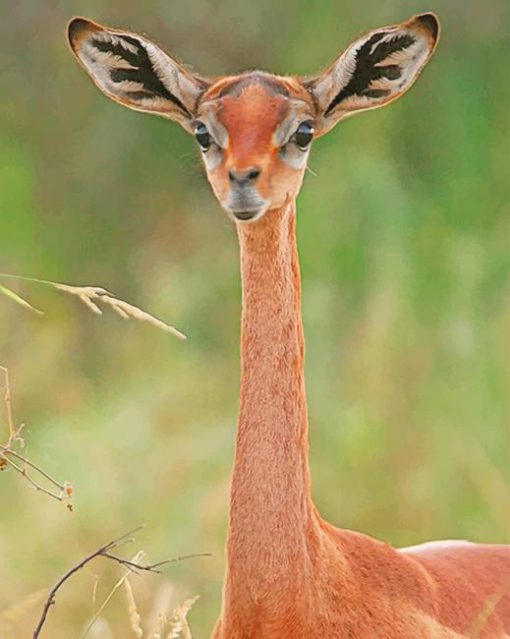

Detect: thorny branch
33,525,211,638
0,366,73,507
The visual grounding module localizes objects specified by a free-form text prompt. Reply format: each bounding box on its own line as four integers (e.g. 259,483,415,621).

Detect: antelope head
67,14,439,222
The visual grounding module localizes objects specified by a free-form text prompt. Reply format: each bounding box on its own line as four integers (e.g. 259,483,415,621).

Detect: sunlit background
1,0,509,636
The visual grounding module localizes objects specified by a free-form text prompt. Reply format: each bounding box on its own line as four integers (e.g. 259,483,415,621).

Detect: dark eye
195,122,211,151
292,122,314,150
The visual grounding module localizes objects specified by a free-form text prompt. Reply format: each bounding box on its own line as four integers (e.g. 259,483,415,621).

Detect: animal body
67,12,510,638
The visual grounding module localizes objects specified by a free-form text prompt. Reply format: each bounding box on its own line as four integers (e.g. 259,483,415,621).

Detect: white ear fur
67,17,209,130
307,13,439,134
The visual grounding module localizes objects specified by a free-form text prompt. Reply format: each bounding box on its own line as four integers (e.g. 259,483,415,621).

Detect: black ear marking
416,13,439,39
324,31,416,116
67,17,211,128
67,17,90,46
90,34,191,115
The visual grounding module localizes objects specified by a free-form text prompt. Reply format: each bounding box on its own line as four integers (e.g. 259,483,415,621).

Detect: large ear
67,17,209,131
306,13,439,135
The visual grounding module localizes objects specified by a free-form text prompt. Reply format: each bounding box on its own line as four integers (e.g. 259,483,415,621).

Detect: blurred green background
1,0,509,636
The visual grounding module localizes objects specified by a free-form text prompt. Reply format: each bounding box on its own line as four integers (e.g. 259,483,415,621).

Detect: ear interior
308,13,439,131
67,17,207,126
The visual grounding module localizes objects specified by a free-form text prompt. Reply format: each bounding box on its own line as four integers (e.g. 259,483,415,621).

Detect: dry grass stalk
146,582,175,633
33,525,205,638
82,617,114,639
0,283,43,315
146,595,199,639
34,526,145,638
0,365,16,443
165,596,199,639
124,578,144,638
81,551,146,639
0,589,46,634
0,366,73,508
91,574,100,613
0,273,186,339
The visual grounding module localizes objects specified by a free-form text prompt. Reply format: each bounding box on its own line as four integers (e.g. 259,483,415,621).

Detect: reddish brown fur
211,204,510,638
66,12,510,638
198,79,315,212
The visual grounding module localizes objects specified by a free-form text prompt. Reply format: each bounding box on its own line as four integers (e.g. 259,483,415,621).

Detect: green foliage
1,0,509,636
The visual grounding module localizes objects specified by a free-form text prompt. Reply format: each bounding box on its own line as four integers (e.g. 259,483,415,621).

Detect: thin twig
32,525,209,638
101,552,212,575
33,526,143,638
0,447,64,489
80,551,146,639
0,367,73,506
1,455,65,502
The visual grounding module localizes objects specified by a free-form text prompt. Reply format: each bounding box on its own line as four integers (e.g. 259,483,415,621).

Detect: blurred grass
1,0,510,636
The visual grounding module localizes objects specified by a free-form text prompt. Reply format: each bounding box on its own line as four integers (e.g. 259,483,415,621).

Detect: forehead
197,72,316,140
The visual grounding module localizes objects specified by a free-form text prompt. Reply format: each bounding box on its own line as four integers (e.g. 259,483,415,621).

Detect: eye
195,122,212,151
292,121,314,150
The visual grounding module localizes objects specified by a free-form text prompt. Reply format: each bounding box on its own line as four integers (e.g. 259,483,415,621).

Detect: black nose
229,166,261,186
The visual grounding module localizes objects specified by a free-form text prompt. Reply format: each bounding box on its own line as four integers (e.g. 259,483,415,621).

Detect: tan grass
124,577,144,638
455,433,510,536
0,273,186,339
144,585,198,639
159,596,199,639
82,550,198,639
81,551,146,639
0,283,43,315
167,597,199,639
0,589,46,634
146,582,175,632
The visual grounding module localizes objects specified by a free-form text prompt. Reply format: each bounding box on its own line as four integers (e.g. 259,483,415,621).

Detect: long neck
225,203,319,600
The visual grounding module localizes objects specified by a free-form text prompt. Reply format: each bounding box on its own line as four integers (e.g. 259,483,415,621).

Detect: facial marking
196,103,228,148
220,85,287,163
69,13,438,223
273,100,314,147
194,74,317,220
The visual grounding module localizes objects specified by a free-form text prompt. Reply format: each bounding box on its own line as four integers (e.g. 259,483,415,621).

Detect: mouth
231,209,262,221
225,191,268,223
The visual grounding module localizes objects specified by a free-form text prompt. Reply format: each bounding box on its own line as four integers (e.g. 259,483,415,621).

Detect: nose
228,166,261,187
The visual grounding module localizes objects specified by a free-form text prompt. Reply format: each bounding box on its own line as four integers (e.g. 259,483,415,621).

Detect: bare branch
1,448,65,490
80,551,146,639
101,551,212,575
33,526,209,638
0,367,73,507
